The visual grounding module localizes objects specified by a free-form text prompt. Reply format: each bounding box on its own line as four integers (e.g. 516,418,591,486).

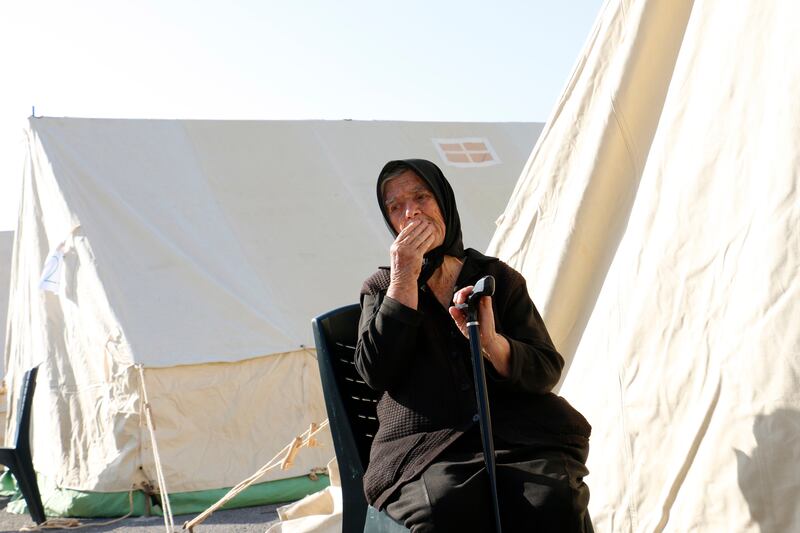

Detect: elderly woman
355,159,593,532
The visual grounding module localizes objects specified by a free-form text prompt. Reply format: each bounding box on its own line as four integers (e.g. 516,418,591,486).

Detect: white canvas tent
4,118,542,516
489,1,800,531
0,231,12,378
0,230,13,441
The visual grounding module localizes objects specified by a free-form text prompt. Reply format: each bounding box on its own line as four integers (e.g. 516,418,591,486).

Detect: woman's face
382,169,446,252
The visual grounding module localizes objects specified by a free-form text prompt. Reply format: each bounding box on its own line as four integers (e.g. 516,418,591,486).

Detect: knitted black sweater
355,249,591,509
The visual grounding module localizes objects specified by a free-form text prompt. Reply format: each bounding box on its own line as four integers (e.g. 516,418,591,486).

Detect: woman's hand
386,219,437,309
449,285,512,377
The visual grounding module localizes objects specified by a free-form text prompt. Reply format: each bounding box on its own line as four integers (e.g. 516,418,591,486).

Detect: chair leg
8,454,46,525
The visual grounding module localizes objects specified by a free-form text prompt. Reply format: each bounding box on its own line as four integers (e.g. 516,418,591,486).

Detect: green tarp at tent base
1,471,329,518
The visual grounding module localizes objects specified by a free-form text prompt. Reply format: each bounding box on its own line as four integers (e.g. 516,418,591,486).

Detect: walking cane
458,275,503,533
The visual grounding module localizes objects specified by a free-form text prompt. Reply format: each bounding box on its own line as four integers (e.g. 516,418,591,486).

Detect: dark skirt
384,443,593,533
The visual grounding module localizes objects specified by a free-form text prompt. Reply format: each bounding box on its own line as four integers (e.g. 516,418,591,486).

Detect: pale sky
0,0,603,231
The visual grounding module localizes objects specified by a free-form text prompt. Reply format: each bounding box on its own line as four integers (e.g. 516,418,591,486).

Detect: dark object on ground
0,366,46,525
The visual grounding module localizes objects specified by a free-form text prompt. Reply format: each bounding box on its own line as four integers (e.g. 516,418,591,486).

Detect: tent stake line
138,365,176,533
183,419,329,532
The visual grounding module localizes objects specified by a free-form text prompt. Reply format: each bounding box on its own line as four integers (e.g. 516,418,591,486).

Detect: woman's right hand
387,218,436,308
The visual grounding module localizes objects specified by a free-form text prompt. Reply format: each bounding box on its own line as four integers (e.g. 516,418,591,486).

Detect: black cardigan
355,249,591,509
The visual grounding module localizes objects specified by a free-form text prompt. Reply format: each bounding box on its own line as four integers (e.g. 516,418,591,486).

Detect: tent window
432,138,501,168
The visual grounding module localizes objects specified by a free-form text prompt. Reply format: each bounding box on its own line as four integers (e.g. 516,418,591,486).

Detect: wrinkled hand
389,219,436,287
449,285,497,345
449,285,511,377
386,219,437,309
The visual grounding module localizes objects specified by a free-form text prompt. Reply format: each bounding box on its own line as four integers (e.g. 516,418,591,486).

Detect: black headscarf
376,159,465,287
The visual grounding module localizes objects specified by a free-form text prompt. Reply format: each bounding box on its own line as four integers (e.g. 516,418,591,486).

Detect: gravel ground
0,495,283,533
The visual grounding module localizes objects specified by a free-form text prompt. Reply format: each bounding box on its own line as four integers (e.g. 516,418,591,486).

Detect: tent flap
489,1,800,532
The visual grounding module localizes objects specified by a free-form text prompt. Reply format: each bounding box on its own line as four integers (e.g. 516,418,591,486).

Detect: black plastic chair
312,304,409,533
0,366,46,525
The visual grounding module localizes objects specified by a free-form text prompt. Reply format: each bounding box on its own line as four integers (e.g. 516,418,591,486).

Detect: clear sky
0,0,603,231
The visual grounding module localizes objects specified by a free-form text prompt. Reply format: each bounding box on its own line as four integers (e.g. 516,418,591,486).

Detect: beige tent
1,231,12,376
4,118,542,516
489,1,800,531
0,230,13,441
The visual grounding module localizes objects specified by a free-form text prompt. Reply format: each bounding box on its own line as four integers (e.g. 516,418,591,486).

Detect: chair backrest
312,304,382,533
11,366,39,449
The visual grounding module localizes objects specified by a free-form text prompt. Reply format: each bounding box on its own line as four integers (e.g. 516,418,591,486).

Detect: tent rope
183,419,329,532
137,364,176,533
19,490,135,531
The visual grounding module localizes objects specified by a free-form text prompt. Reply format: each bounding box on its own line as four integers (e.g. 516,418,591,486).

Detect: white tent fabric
265,458,342,533
0,231,12,441
4,119,541,499
0,231,12,379
489,1,800,532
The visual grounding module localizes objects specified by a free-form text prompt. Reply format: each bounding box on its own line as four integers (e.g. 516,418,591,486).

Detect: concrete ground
0,495,282,533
